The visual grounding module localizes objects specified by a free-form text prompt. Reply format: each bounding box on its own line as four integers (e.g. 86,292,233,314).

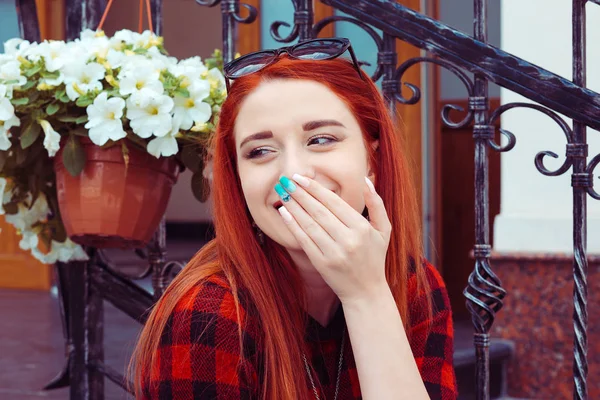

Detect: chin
265,227,302,251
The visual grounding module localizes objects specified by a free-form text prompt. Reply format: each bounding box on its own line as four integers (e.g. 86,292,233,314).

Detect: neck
287,248,340,327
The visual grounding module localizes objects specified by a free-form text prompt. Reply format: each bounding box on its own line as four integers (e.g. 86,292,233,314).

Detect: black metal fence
14,0,598,399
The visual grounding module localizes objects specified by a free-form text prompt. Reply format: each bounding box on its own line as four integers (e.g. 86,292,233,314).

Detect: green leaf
2,79,20,85
11,97,29,106
21,80,36,90
39,228,52,250
62,135,86,177
180,144,202,173
57,115,78,123
24,65,41,77
52,221,68,242
70,127,89,137
46,103,60,116
75,95,94,107
175,87,190,98
191,171,210,203
0,151,6,172
40,70,60,79
20,121,42,149
3,202,18,215
75,115,88,124
59,93,71,103
54,89,66,100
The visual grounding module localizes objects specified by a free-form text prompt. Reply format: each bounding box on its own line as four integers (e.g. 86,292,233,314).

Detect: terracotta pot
54,138,180,249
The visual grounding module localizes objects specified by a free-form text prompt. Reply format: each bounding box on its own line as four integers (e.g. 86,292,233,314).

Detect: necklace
302,328,346,400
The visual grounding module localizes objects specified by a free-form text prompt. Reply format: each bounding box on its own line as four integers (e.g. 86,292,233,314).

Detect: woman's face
234,78,374,250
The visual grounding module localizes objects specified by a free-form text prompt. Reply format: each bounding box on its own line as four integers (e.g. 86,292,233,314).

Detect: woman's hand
275,174,392,304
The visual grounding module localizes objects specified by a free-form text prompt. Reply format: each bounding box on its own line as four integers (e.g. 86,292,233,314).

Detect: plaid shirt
144,262,457,399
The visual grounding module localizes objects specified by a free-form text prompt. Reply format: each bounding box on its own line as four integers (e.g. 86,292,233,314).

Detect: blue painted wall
0,0,20,53
259,2,381,81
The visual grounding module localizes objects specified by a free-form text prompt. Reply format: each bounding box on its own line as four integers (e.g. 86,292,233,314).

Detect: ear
367,140,379,181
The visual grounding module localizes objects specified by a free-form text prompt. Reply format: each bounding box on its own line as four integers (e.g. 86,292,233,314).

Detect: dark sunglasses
223,37,364,91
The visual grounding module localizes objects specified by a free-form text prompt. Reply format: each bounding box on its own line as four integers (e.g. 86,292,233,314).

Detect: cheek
328,155,369,213
239,170,264,214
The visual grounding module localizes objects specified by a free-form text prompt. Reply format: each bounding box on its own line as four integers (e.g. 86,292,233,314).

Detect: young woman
131,38,457,400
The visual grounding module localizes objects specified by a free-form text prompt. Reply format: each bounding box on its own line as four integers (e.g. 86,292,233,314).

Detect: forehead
234,79,357,140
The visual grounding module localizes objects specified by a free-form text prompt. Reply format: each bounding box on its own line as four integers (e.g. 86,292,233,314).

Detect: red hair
130,57,431,399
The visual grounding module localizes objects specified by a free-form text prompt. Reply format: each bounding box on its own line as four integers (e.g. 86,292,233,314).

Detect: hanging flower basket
54,138,181,248
0,16,226,262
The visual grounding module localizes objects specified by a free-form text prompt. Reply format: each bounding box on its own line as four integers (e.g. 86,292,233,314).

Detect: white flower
132,31,154,49
4,38,26,55
36,239,88,264
66,240,89,261
78,29,110,59
113,29,139,46
40,120,61,157
0,61,26,95
119,63,163,96
44,239,88,264
126,89,174,138
63,62,105,101
19,231,39,251
31,247,49,264
0,177,7,215
5,194,49,231
147,47,177,69
169,58,208,93
85,92,126,146
106,48,127,69
0,114,20,151
147,117,181,158
173,82,212,130
207,67,226,88
37,41,67,72
0,85,15,119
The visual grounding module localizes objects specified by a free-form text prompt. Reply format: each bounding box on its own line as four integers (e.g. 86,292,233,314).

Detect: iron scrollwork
395,56,477,128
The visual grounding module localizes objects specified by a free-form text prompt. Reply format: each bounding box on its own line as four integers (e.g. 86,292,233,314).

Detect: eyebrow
239,119,346,148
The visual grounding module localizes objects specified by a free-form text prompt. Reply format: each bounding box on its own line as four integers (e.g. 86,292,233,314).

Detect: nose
278,147,315,181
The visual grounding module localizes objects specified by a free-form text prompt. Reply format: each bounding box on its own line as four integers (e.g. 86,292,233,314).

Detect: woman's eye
246,147,273,159
308,135,337,146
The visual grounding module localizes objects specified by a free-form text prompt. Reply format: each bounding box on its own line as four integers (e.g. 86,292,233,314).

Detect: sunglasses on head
223,37,364,91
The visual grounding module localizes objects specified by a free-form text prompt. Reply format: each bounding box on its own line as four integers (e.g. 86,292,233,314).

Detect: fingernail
274,183,291,202
278,206,293,223
365,177,376,194
292,173,310,187
279,176,297,193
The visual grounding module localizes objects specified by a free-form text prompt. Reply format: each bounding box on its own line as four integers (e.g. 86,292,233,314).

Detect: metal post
571,1,588,399
68,260,104,400
65,0,106,40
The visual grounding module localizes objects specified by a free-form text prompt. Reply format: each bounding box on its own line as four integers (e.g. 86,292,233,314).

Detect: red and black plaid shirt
144,262,457,399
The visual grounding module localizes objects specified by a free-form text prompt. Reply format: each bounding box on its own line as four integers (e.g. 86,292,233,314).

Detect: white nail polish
292,173,310,187
278,206,293,222
365,177,376,194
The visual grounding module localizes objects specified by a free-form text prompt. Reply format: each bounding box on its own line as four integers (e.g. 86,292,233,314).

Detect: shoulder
163,272,260,347
148,273,262,399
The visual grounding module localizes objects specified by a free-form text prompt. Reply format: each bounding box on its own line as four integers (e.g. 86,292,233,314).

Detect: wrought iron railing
12,0,597,399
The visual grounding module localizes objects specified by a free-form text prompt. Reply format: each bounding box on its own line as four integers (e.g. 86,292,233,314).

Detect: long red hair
130,57,431,399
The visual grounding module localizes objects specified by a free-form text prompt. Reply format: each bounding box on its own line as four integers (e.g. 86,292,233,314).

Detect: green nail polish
279,176,297,193
274,183,291,202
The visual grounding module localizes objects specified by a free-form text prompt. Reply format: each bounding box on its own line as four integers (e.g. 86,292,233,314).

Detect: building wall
495,0,600,253
439,0,501,100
